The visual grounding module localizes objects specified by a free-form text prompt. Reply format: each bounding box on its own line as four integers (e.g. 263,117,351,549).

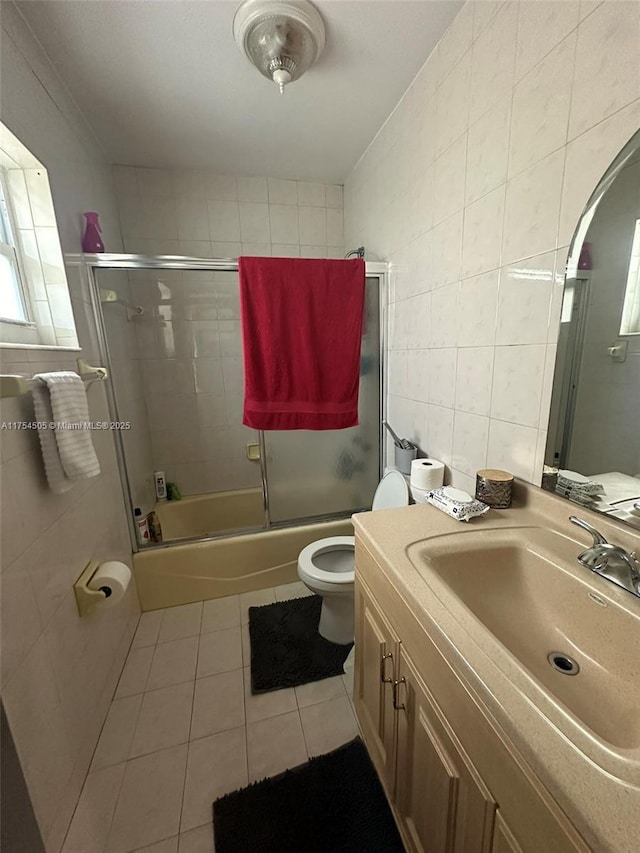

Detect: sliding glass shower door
262,276,382,524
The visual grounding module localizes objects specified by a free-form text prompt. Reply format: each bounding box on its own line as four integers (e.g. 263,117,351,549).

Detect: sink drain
547,652,580,675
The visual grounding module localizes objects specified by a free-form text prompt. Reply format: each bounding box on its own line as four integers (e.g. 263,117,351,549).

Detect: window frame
0,168,34,327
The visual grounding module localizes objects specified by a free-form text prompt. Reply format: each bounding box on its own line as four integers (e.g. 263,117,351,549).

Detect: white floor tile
295,675,346,709
181,728,247,833
178,823,215,853
191,670,244,740
92,694,142,770
62,763,125,853
197,627,242,678
130,682,194,758
273,581,313,602
201,595,240,634
158,603,203,644
242,666,297,723
246,710,307,782
300,696,359,758
115,646,154,699
147,637,199,692
106,744,187,853
239,588,276,624
132,610,165,649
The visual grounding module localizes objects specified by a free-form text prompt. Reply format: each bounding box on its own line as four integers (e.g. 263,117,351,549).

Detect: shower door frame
76,253,388,552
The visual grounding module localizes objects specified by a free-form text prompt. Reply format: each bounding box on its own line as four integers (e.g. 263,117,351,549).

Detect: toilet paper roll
410,458,445,491
87,561,132,607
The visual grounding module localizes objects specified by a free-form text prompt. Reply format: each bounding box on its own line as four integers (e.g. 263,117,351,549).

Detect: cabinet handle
393,677,406,710
380,651,393,684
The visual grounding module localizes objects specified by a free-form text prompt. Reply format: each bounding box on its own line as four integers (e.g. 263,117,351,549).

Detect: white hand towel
31,376,72,494
32,371,100,491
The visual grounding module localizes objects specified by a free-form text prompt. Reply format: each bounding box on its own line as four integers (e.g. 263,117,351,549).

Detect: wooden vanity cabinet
354,541,590,853
354,582,399,795
395,647,496,853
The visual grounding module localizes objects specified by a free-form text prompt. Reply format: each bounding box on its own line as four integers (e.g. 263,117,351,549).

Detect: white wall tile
325,184,343,208
487,418,539,481
457,270,499,348
452,410,490,477
430,283,459,348
427,404,454,466
267,177,297,204
297,181,325,206
515,1,580,82
465,96,511,205
207,200,241,242
437,2,473,83
238,202,271,243
431,212,462,289
455,346,494,416
495,251,555,345
429,348,457,408
434,133,467,225
176,198,209,241
490,344,546,427
206,174,237,201
461,185,505,278
469,2,518,124
436,53,470,157
568,1,640,140
298,205,326,245
236,175,267,203
502,149,565,264
269,204,299,244
508,33,575,178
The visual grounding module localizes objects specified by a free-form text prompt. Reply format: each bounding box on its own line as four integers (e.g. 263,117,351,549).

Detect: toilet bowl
297,470,409,644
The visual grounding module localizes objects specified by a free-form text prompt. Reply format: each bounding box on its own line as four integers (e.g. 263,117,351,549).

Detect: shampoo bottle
134,507,150,545
154,470,167,501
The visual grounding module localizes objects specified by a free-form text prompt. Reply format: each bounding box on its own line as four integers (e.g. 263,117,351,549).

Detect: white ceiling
16,0,461,183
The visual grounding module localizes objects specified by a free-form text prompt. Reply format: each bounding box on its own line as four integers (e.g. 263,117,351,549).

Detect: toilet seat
298,536,356,587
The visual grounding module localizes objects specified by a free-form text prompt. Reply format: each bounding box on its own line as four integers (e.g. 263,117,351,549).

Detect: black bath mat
213,737,404,853
249,595,353,693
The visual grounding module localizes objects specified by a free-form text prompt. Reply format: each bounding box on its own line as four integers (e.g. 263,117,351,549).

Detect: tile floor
62,582,358,853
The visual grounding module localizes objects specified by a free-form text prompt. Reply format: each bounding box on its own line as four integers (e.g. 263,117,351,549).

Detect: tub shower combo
84,255,386,610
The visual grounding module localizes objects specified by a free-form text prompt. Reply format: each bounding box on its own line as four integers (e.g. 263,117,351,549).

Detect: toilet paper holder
73,560,110,618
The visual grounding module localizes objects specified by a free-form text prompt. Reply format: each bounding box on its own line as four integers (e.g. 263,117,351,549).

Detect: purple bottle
82,212,105,252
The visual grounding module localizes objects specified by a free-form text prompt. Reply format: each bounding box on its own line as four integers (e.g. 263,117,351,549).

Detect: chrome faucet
569,516,640,597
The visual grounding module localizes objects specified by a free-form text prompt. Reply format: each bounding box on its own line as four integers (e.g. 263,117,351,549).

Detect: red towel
239,257,366,430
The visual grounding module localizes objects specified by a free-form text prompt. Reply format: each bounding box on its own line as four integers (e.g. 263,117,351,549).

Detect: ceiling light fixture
233,0,326,94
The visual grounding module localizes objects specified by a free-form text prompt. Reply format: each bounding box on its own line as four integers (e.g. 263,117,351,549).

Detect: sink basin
406,526,640,749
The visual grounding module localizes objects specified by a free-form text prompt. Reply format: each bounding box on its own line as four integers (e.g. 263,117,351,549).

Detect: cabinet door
491,813,523,853
395,648,496,853
354,581,399,794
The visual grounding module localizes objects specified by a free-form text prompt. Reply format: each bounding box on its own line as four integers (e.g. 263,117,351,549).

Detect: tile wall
344,0,640,490
111,167,346,495
0,6,139,851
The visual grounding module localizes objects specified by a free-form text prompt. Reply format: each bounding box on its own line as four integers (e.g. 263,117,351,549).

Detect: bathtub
133,516,353,611
153,488,265,541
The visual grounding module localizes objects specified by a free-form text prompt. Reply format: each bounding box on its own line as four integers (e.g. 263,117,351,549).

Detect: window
0,173,29,323
0,121,78,349
620,218,640,335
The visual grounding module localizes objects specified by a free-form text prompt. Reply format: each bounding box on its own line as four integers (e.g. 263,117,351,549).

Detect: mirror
545,129,640,531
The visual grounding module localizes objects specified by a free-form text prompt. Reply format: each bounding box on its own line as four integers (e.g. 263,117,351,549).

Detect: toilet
297,470,410,644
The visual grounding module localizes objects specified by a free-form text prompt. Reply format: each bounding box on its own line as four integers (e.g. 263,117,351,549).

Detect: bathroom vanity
352,484,640,853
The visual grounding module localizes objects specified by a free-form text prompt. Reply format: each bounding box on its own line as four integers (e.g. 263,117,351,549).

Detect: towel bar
0,358,108,399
